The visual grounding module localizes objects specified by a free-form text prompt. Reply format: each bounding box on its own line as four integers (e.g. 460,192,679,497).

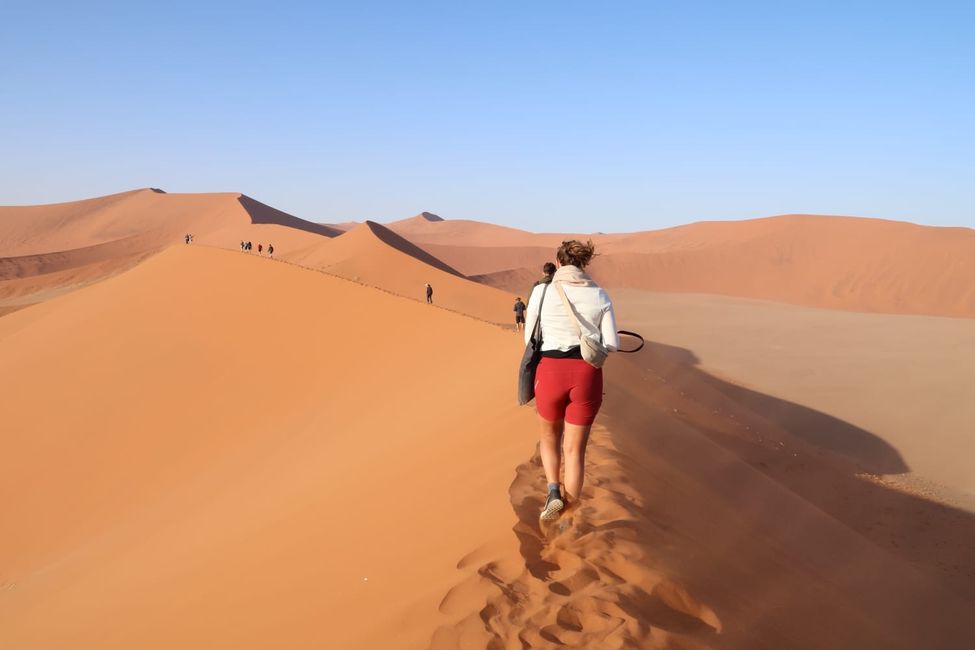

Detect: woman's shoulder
528,282,547,303
593,285,614,308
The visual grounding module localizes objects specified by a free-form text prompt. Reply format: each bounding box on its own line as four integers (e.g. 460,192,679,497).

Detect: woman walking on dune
524,240,618,521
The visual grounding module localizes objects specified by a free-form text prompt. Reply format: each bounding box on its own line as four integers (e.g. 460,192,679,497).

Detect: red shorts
534,357,604,425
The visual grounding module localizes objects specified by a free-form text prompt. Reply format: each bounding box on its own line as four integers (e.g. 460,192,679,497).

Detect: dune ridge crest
0,188,333,311
282,219,515,324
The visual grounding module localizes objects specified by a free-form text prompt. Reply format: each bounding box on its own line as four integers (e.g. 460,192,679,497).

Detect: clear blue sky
2,1,972,231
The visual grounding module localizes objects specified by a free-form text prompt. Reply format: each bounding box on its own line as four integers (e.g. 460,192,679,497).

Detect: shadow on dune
436,339,975,649
616,340,975,597
0,235,161,281
360,221,466,278
237,195,342,238
595,340,975,647
645,341,909,475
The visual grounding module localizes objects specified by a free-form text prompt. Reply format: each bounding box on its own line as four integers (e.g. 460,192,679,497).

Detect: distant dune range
0,189,339,312
3,190,975,647
389,213,975,319
5,191,973,319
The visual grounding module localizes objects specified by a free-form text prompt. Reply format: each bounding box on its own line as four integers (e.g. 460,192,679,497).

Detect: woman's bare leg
538,416,564,487
562,422,592,502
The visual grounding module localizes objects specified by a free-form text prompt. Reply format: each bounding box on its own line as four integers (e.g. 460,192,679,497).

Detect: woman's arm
601,300,620,352
524,285,542,345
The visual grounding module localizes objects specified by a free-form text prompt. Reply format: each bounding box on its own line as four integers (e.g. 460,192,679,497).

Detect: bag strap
531,283,550,345
554,280,584,338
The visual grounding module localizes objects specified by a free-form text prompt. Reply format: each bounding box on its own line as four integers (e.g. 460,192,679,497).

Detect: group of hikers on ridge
239,240,274,258
521,242,618,523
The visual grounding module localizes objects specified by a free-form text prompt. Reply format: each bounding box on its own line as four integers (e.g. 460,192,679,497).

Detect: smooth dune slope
0,245,536,649
588,214,975,317
1,189,231,257
0,189,335,310
283,220,517,324
408,214,975,318
433,351,975,649
612,289,975,506
388,214,562,248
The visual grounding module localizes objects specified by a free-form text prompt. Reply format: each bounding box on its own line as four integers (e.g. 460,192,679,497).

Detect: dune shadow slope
237,195,342,238
433,340,975,649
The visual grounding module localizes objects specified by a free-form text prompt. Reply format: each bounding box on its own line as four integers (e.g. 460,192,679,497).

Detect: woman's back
525,267,618,353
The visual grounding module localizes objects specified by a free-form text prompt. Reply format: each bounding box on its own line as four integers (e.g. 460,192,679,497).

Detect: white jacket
524,276,619,353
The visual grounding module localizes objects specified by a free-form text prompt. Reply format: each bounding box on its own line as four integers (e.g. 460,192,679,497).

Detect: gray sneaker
539,492,564,521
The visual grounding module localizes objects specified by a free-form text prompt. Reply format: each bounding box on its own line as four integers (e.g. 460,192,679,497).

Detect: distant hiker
240,240,245,252
513,297,526,332
268,244,274,259
185,234,190,245
425,283,433,304
189,234,194,243
246,241,252,252
258,243,263,256
532,262,556,290
524,240,618,522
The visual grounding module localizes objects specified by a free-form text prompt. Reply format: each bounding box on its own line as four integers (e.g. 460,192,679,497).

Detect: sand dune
388,214,540,247
433,350,975,648
388,214,594,248
0,189,337,258
282,220,517,325
0,246,537,649
420,243,555,279
3,241,974,648
0,189,333,310
590,215,975,318
21,193,964,320
611,289,975,507
406,213,975,318
4,192,975,648
0,245,154,309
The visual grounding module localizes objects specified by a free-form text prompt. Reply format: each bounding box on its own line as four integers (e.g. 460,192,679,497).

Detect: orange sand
2,192,974,648
281,221,518,325
394,214,975,319
0,189,335,311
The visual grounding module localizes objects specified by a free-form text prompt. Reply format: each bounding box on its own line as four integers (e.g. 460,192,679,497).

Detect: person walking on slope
513,297,527,332
258,243,263,256
524,240,618,521
425,283,433,304
268,244,274,259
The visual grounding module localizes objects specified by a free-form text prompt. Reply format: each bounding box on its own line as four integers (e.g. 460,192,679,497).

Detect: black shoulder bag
517,284,549,405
